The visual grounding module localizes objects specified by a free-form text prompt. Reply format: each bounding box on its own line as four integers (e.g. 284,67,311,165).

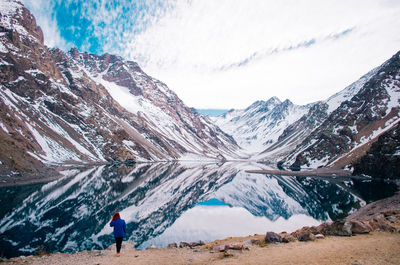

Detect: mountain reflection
0,162,396,258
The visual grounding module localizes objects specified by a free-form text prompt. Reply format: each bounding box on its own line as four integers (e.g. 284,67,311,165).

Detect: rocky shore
2,192,400,265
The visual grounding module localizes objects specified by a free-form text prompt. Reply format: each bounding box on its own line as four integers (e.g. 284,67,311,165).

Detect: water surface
0,162,397,258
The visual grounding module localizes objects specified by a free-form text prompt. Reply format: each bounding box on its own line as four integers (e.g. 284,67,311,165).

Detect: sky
22,0,400,109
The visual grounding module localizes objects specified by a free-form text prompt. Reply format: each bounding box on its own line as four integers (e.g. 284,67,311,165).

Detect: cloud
122,0,400,108
21,0,400,109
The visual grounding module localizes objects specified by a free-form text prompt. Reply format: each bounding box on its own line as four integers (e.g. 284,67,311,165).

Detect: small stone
146,244,157,250
168,243,178,248
385,216,398,223
315,234,324,239
265,231,282,243
250,239,261,246
223,250,233,257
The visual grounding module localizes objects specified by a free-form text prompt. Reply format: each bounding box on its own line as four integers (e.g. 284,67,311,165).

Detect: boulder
321,220,352,236
350,220,372,234
227,243,243,250
213,245,227,252
281,234,296,243
167,243,178,248
297,231,315,242
179,242,190,248
265,231,282,243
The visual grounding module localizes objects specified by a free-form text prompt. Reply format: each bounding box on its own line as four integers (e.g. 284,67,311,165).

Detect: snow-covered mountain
275,52,400,171
213,97,311,154
214,51,399,175
0,0,240,180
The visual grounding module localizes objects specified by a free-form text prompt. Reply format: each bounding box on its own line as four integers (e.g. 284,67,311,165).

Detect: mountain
275,51,400,171
212,97,311,154
213,51,399,177
0,0,240,181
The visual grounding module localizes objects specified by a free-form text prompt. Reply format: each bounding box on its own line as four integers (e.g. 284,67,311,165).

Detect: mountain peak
0,0,44,44
267,96,281,105
246,97,281,112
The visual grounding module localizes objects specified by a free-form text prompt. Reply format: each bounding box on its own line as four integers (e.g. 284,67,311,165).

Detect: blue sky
22,0,400,109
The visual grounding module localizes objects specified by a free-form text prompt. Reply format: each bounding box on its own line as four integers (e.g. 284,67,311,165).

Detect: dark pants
115,237,123,253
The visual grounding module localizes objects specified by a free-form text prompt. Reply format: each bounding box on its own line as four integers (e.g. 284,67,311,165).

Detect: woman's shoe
116,253,120,257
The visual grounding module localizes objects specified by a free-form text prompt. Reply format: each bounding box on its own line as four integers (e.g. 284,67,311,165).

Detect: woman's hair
112,212,121,221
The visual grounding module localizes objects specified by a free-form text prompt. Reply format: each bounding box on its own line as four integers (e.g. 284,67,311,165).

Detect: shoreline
246,168,354,177
0,165,366,188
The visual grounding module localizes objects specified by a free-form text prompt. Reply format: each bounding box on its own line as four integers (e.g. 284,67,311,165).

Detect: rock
250,239,261,246
385,216,398,223
167,243,178,248
213,245,227,252
265,231,282,243
223,250,233,258
320,220,352,236
350,220,372,234
189,242,199,248
369,215,396,232
384,210,399,217
179,242,190,248
146,245,157,250
227,243,243,250
297,232,315,242
315,234,325,239
242,242,252,250
281,234,296,243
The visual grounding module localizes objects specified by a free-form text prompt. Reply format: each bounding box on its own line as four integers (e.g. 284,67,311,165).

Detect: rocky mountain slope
0,0,240,180
352,122,400,179
276,51,400,171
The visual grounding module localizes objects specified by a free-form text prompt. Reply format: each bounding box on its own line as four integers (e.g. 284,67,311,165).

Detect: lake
0,162,397,258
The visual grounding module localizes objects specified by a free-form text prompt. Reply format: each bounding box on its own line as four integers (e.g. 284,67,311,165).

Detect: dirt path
4,232,399,265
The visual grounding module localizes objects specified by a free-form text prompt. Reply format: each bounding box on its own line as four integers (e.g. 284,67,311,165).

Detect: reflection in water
140,205,320,249
0,162,397,258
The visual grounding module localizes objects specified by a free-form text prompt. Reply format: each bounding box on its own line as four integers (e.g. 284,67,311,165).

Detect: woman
110,212,127,256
